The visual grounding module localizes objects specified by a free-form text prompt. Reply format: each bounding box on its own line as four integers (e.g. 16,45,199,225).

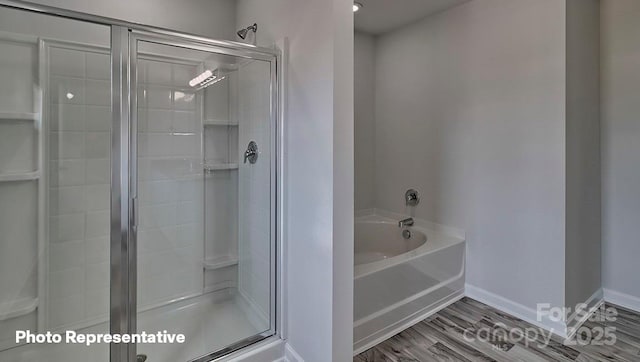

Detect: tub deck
353,211,466,354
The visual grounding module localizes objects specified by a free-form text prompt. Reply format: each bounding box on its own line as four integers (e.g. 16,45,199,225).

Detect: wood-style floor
354,297,640,362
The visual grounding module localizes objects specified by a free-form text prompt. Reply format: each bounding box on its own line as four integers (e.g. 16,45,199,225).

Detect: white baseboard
604,288,640,313
465,284,568,338
284,343,304,362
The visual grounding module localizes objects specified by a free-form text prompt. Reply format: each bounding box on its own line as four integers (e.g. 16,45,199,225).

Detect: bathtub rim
354,211,465,279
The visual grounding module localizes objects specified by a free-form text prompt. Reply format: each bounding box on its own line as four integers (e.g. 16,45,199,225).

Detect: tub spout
398,217,414,228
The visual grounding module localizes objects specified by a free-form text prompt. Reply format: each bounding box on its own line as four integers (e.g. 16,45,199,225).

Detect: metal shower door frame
125,29,280,362
0,1,281,361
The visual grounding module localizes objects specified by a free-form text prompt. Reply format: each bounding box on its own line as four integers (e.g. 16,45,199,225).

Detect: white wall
373,0,567,310
331,0,354,360
235,1,354,361
354,32,376,211
28,0,237,40
565,0,601,310
601,0,640,305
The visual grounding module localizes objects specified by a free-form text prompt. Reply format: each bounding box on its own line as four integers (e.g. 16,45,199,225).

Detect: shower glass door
130,35,276,361
0,3,278,360
0,5,112,361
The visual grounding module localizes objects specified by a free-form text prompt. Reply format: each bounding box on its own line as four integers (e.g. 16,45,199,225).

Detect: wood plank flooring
355,297,640,362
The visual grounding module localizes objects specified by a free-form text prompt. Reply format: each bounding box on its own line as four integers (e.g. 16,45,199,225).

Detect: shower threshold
0,289,269,362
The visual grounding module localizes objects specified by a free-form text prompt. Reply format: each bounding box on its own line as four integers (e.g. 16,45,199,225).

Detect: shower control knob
244,141,258,164
405,189,420,206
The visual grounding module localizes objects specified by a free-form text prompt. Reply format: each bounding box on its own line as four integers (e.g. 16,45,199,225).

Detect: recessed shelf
0,171,40,182
204,163,238,172
203,119,238,127
0,297,38,321
0,112,38,122
203,255,238,270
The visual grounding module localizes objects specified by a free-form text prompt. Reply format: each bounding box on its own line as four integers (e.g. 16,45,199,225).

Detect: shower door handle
244,141,258,164
131,196,138,232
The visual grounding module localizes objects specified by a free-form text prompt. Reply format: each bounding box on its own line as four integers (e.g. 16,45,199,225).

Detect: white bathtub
353,211,466,354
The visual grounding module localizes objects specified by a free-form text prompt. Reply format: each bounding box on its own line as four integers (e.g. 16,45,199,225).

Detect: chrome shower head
237,23,257,40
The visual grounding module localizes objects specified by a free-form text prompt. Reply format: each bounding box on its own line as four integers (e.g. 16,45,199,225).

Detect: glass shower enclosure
0,2,279,362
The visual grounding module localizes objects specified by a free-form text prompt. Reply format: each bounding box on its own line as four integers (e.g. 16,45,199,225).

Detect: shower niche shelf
203,119,238,127
204,163,238,172
0,112,38,122
0,171,40,182
203,255,238,270
0,297,38,321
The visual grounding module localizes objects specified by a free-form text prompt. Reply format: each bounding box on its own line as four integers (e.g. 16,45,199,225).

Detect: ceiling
354,0,471,35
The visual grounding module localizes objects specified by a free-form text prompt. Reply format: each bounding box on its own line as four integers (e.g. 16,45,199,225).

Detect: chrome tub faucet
398,217,414,228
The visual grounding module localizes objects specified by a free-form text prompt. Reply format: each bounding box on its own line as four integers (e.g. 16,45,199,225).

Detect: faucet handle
244,141,258,164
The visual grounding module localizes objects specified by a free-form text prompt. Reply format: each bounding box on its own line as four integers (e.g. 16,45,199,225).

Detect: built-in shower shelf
0,112,39,122
203,119,238,126
204,163,239,172
203,256,238,270
0,297,38,321
0,171,40,182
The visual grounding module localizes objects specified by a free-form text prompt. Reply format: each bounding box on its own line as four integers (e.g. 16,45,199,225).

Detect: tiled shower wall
47,45,112,329
136,57,204,309
237,60,271,325
0,34,39,345
46,46,208,329
2,37,266,338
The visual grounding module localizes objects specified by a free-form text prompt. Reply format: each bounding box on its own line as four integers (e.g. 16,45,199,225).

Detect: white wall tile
49,240,85,272
85,236,109,264
172,64,193,86
147,87,172,109
50,104,85,131
146,61,172,85
49,267,84,299
50,186,86,215
85,106,111,132
143,134,174,157
85,52,110,80
85,158,110,184
85,80,110,106
173,110,198,132
85,288,109,318
176,201,200,225
50,159,86,186
147,109,173,132
138,226,177,252
85,262,109,291
85,210,109,238
50,213,85,243
85,184,109,211
139,204,177,229
85,132,110,159
177,223,203,249
50,47,85,78
173,90,197,110
172,134,199,156
50,131,85,160
48,294,85,328
50,76,85,105
139,180,177,204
